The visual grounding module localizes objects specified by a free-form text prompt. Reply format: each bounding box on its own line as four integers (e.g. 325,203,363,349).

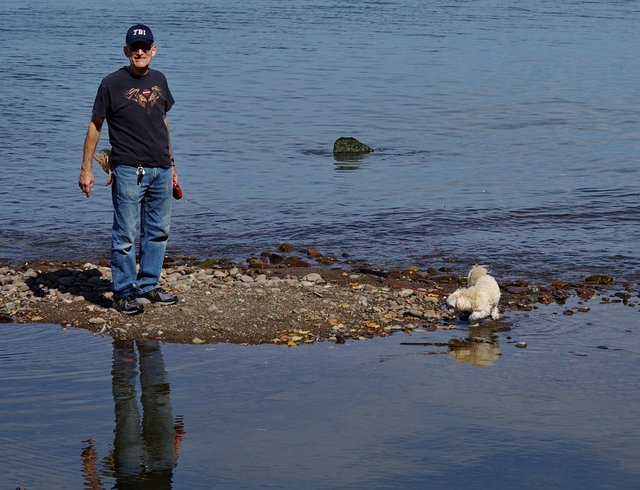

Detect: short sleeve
92,83,109,118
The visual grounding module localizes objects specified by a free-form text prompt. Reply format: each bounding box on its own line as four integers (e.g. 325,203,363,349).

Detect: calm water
1,299,639,489
1,1,640,488
1,0,639,280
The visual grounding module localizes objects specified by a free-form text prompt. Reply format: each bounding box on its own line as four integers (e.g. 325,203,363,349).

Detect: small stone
192,337,205,344
404,309,423,318
515,341,528,349
421,311,441,319
399,289,414,298
89,317,106,324
302,273,324,284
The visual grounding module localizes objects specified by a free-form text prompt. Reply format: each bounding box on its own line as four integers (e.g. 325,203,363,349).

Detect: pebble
302,273,324,284
404,309,423,318
89,317,106,324
515,341,528,349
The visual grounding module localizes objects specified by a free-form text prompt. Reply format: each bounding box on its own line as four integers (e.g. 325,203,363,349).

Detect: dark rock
504,279,529,288
247,257,265,268
576,288,595,300
431,274,458,284
538,291,554,304
283,257,310,267
585,274,613,284
315,256,337,265
197,259,219,269
333,137,373,155
304,248,323,257
279,243,295,252
356,268,388,278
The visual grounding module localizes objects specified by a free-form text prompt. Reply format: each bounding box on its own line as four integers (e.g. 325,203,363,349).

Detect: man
79,24,178,315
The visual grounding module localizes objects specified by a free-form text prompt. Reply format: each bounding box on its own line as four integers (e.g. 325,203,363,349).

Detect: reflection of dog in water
446,265,501,322
448,330,501,368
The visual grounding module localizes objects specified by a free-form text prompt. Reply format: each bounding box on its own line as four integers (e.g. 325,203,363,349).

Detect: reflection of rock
333,154,367,168
333,137,373,155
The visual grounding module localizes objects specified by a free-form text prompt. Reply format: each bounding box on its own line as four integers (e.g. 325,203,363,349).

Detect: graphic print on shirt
123,85,163,111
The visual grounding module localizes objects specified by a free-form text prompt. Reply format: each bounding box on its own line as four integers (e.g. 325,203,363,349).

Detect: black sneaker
139,287,178,305
113,294,144,315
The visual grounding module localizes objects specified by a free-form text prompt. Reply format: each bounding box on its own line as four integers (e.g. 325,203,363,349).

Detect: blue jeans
111,165,172,298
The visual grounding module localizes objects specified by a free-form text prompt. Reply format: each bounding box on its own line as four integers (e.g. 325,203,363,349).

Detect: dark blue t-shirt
93,67,175,168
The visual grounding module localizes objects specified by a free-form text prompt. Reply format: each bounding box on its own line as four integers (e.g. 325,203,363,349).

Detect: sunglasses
127,43,153,52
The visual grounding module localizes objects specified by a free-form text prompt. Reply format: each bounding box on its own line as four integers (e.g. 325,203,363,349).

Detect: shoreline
1,251,638,345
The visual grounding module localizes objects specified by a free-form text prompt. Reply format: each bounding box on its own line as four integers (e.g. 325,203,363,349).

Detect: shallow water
1,0,639,280
1,1,639,488
1,299,639,488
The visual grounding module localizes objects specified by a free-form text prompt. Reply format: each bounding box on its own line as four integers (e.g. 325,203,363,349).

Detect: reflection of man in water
82,340,184,489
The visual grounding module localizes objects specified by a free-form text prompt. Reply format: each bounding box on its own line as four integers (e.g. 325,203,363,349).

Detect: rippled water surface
1,299,639,489
1,0,639,279
1,1,639,488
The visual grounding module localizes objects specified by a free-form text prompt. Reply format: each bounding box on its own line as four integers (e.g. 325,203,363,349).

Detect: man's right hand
79,168,95,197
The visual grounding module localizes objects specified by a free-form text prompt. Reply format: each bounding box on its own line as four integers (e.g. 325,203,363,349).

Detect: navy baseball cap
126,24,154,46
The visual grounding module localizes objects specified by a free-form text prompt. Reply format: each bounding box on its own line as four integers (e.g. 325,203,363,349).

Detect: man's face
124,42,156,72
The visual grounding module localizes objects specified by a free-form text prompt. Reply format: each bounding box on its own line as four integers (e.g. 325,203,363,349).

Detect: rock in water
333,137,373,155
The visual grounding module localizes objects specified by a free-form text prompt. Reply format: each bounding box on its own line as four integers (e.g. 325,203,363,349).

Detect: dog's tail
467,264,489,287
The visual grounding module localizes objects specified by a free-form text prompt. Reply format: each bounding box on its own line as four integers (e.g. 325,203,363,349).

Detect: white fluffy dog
446,265,500,322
